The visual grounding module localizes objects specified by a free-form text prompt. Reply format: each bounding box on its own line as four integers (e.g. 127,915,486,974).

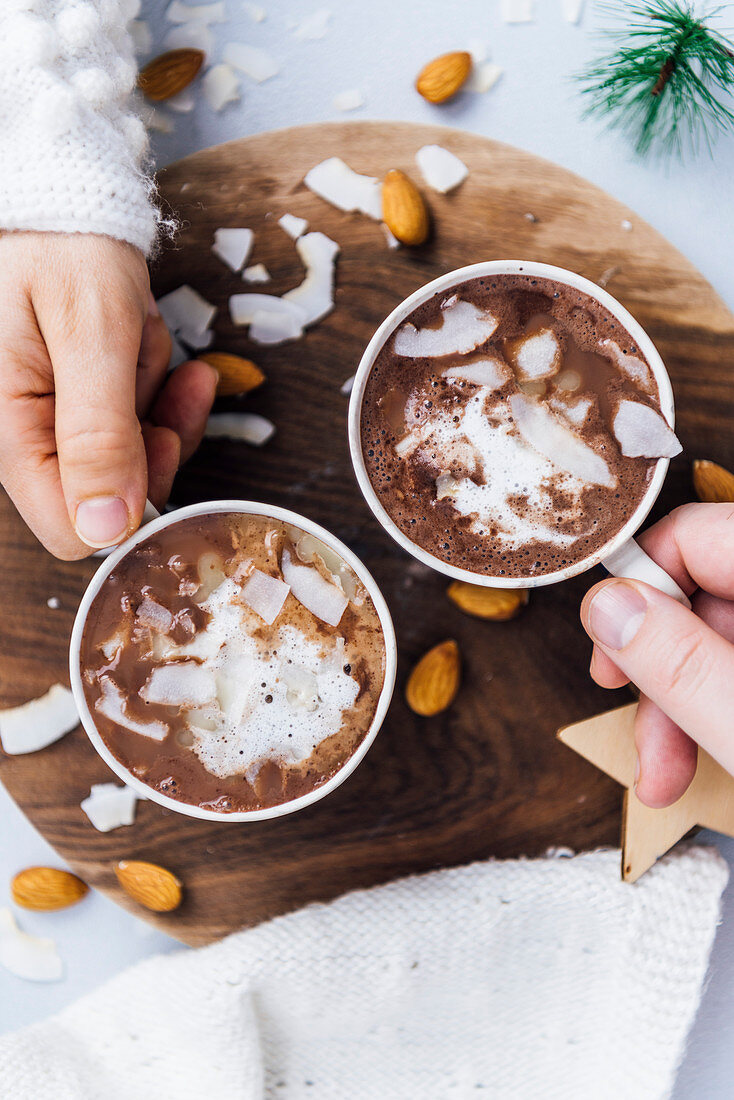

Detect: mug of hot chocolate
349,260,686,602
69,502,396,820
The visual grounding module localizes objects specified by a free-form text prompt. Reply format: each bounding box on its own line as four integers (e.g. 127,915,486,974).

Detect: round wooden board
1,122,733,947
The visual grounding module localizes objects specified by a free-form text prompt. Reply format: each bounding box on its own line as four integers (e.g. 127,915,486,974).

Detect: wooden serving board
1,122,733,947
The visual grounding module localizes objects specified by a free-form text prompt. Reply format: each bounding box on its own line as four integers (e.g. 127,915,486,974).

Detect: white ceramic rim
348,259,675,589
69,500,397,822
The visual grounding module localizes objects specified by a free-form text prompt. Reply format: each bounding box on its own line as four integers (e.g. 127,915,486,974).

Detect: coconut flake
612,400,682,459
436,472,460,500
304,157,382,220
163,21,214,54
223,42,280,82
0,909,63,983
443,358,508,388
205,412,276,445
512,330,561,381
47,596,60,610
243,2,266,21
229,292,305,326
561,0,584,22
340,374,355,395
332,88,365,111
394,298,497,358
156,286,216,339
501,0,535,22
80,783,137,833
467,62,503,93
142,663,217,707
242,263,271,284
293,8,331,38
243,569,290,624
146,107,175,133
251,310,304,344
212,227,254,272
166,0,226,23
136,596,174,634
177,325,214,350
381,224,401,249
129,18,152,55
278,213,309,239
167,88,196,113
202,62,240,110
0,685,78,755
96,677,169,741
282,231,339,325
415,145,469,194
600,339,654,392
281,548,348,627
510,393,615,487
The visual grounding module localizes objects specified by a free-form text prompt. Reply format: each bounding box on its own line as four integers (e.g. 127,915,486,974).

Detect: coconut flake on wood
156,286,216,339
278,213,309,239
467,62,503,93
340,374,355,395
177,325,214,350
281,548,348,627
304,157,382,219
0,685,78,755
612,400,682,459
250,310,304,345
0,909,63,983
381,224,401,249
561,0,584,22
202,62,240,110
332,88,364,111
229,292,305,327
80,783,137,833
242,569,290,624
282,231,339,325
501,0,535,22
212,227,254,272
394,299,497,358
599,339,654,392
242,263,271,284
142,663,217,707
293,8,331,39
415,145,469,194
130,19,152,55
166,0,226,23
223,42,280,82
443,358,508,388
47,596,60,610
96,677,169,741
510,393,616,487
205,412,276,445
164,21,214,55
511,329,561,381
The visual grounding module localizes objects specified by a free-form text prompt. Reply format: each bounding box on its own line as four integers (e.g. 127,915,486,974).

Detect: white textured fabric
0,0,159,254
0,846,726,1099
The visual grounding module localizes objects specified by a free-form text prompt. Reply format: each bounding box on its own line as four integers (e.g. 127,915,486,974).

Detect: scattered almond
11,867,88,911
200,351,266,397
415,51,472,104
406,639,461,717
114,860,183,913
692,459,734,504
447,582,529,621
382,170,430,247
138,49,205,101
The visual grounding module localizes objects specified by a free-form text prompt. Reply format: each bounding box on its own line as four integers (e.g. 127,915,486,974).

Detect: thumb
581,578,734,778
47,300,148,549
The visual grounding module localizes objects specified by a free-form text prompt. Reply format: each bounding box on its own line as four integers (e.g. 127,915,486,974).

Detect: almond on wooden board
114,860,183,913
415,51,472,104
200,351,266,397
138,49,205,101
382,170,430,246
11,867,89,911
406,639,461,717
447,582,528,621
692,459,734,503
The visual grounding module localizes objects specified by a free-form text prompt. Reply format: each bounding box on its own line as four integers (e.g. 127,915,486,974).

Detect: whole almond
382,170,430,247
692,459,734,503
201,352,266,397
406,639,461,717
415,51,472,104
11,867,89,911
138,49,205,101
114,860,183,913
447,582,528,621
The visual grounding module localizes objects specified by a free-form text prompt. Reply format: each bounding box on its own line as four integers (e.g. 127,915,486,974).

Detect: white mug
69,500,397,822
348,260,688,605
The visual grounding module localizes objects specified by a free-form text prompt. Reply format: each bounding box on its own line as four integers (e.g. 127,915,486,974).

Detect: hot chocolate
79,512,387,812
359,273,681,578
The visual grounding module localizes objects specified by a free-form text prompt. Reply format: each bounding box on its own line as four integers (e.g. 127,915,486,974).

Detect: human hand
0,232,217,559
580,502,734,808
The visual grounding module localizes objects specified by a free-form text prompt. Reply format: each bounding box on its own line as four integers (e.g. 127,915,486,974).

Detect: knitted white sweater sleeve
0,0,159,255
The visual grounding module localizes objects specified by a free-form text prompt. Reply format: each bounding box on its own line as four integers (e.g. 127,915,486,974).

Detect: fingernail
587,581,647,651
148,291,160,317
75,496,129,548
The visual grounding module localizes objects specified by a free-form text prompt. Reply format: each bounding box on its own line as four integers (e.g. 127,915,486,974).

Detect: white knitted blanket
0,846,726,1100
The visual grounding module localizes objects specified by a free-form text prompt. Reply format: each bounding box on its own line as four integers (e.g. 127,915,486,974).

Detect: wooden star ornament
558,703,734,883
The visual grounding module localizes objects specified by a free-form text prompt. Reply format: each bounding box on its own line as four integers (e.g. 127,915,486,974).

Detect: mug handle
601,538,691,609
93,499,161,559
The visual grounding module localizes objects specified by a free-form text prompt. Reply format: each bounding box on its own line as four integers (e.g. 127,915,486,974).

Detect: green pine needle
577,1,734,156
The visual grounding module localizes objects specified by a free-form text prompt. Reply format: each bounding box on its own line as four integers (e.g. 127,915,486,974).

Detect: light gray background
2,1,734,1095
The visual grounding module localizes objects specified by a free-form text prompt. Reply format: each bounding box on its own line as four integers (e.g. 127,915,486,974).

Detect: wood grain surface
1,122,732,947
